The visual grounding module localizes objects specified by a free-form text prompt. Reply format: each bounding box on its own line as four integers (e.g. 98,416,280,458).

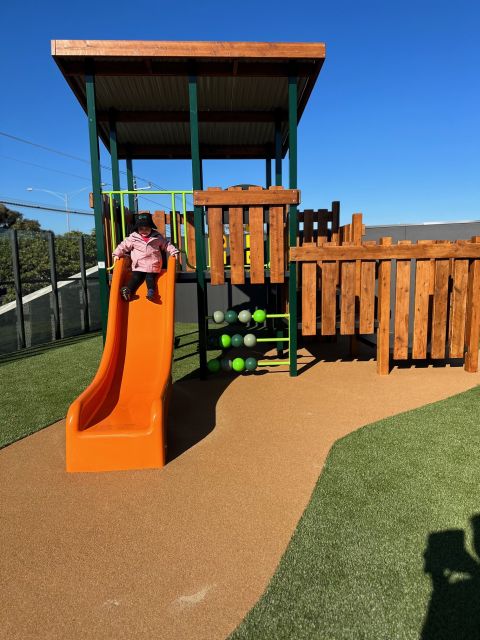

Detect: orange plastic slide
66,257,176,472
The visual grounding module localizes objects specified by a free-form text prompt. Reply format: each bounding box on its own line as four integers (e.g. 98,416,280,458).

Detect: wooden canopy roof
52,40,326,160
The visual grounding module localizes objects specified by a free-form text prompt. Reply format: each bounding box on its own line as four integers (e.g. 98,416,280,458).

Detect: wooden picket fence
291,237,480,374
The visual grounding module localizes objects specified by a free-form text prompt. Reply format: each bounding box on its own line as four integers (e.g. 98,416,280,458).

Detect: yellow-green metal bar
103,190,193,195
170,192,177,245
109,196,117,249
256,312,290,366
120,197,126,239
182,192,188,257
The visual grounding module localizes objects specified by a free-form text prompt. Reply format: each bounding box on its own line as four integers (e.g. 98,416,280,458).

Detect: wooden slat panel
290,243,480,261
302,260,317,336
412,258,431,359
351,213,363,244
352,213,363,296
321,262,337,335
153,210,166,237
377,237,392,375
393,240,412,360
208,205,225,285
340,259,356,334
303,209,314,244
185,212,196,270
359,241,376,334
269,205,284,283
248,187,265,284
430,260,450,359
465,237,480,372
194,188,299,206
418,240,435,295
228,187,245,285
449,259,469,358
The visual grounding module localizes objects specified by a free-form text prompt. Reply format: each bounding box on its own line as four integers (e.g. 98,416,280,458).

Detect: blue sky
1,0,479,234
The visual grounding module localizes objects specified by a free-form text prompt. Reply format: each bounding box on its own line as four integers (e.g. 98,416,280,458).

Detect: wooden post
465,237,480,372
377,237,392,375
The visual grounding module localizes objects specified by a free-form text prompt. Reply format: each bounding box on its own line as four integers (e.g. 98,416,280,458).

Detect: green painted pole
126,157,136,213
266,158,272,188
86,67,109,343
275,118,282,186
288,74,298,377
188,73,208,378
109,112,121,194
109,112,122,241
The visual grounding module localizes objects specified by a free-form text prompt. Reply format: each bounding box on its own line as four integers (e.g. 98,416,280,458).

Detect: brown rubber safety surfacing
2,352,480,640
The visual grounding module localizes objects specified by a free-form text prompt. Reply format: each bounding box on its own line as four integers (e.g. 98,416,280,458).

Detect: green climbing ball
232,357,245,372
213,310,225,324
252,309,266,323
225,309,238,324
232,334,243,348
243,333,257,348
220,357,232,371
238,309,252,324
219,334,232,349
245,357,257,371
207,358,221,373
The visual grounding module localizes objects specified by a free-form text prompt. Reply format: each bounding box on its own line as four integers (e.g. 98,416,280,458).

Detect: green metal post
189,73,208,378
86,67,109,342
109,112,122,241
266,158,272,188
288,74,298,376
275,117,282,186
126,157,136,213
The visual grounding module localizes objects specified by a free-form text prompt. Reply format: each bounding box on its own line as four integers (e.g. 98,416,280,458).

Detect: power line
0,130,194,207
0,198,93,217
0,154,98,183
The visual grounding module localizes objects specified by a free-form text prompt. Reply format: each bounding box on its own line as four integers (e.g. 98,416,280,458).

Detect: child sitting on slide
113,212,179,301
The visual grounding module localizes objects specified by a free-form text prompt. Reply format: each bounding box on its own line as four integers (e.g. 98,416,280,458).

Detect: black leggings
125,271,158,293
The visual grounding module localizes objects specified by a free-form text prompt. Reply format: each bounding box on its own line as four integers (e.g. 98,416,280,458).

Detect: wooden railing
193,186,300,285
290,237,480,374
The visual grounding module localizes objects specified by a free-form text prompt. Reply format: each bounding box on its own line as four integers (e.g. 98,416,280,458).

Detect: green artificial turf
0,323,202,449
230,386,480,640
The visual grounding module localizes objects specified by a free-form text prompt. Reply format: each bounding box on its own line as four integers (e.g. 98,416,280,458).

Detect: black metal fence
0,229,100,355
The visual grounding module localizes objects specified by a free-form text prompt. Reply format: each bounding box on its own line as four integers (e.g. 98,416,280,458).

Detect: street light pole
26,186,100,232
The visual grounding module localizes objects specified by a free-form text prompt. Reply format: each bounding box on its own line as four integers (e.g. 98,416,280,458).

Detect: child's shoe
121,287,131,301
146,288,155,301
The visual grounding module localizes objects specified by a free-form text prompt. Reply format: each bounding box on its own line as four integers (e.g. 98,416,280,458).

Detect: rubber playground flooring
2,347,480,640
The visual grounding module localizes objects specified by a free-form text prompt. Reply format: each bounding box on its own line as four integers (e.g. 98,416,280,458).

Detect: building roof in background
51,40,326,160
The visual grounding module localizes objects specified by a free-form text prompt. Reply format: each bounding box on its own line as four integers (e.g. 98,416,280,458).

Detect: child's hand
113,255,118,262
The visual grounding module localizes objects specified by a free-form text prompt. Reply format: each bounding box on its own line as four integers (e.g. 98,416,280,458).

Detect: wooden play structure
52,39,480,380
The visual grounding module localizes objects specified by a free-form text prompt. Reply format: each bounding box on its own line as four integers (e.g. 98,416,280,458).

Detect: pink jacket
113,231,179,273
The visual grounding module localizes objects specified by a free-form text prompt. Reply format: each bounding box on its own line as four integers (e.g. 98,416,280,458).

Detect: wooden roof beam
52,40,326,60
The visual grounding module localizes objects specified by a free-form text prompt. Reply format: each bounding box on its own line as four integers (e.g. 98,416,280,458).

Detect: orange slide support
66,257,176,472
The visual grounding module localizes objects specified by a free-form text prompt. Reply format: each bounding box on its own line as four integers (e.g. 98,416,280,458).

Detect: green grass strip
0,323,202,449
230,386,480,640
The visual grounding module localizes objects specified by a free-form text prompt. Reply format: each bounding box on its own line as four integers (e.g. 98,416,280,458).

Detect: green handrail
102,189,193,265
